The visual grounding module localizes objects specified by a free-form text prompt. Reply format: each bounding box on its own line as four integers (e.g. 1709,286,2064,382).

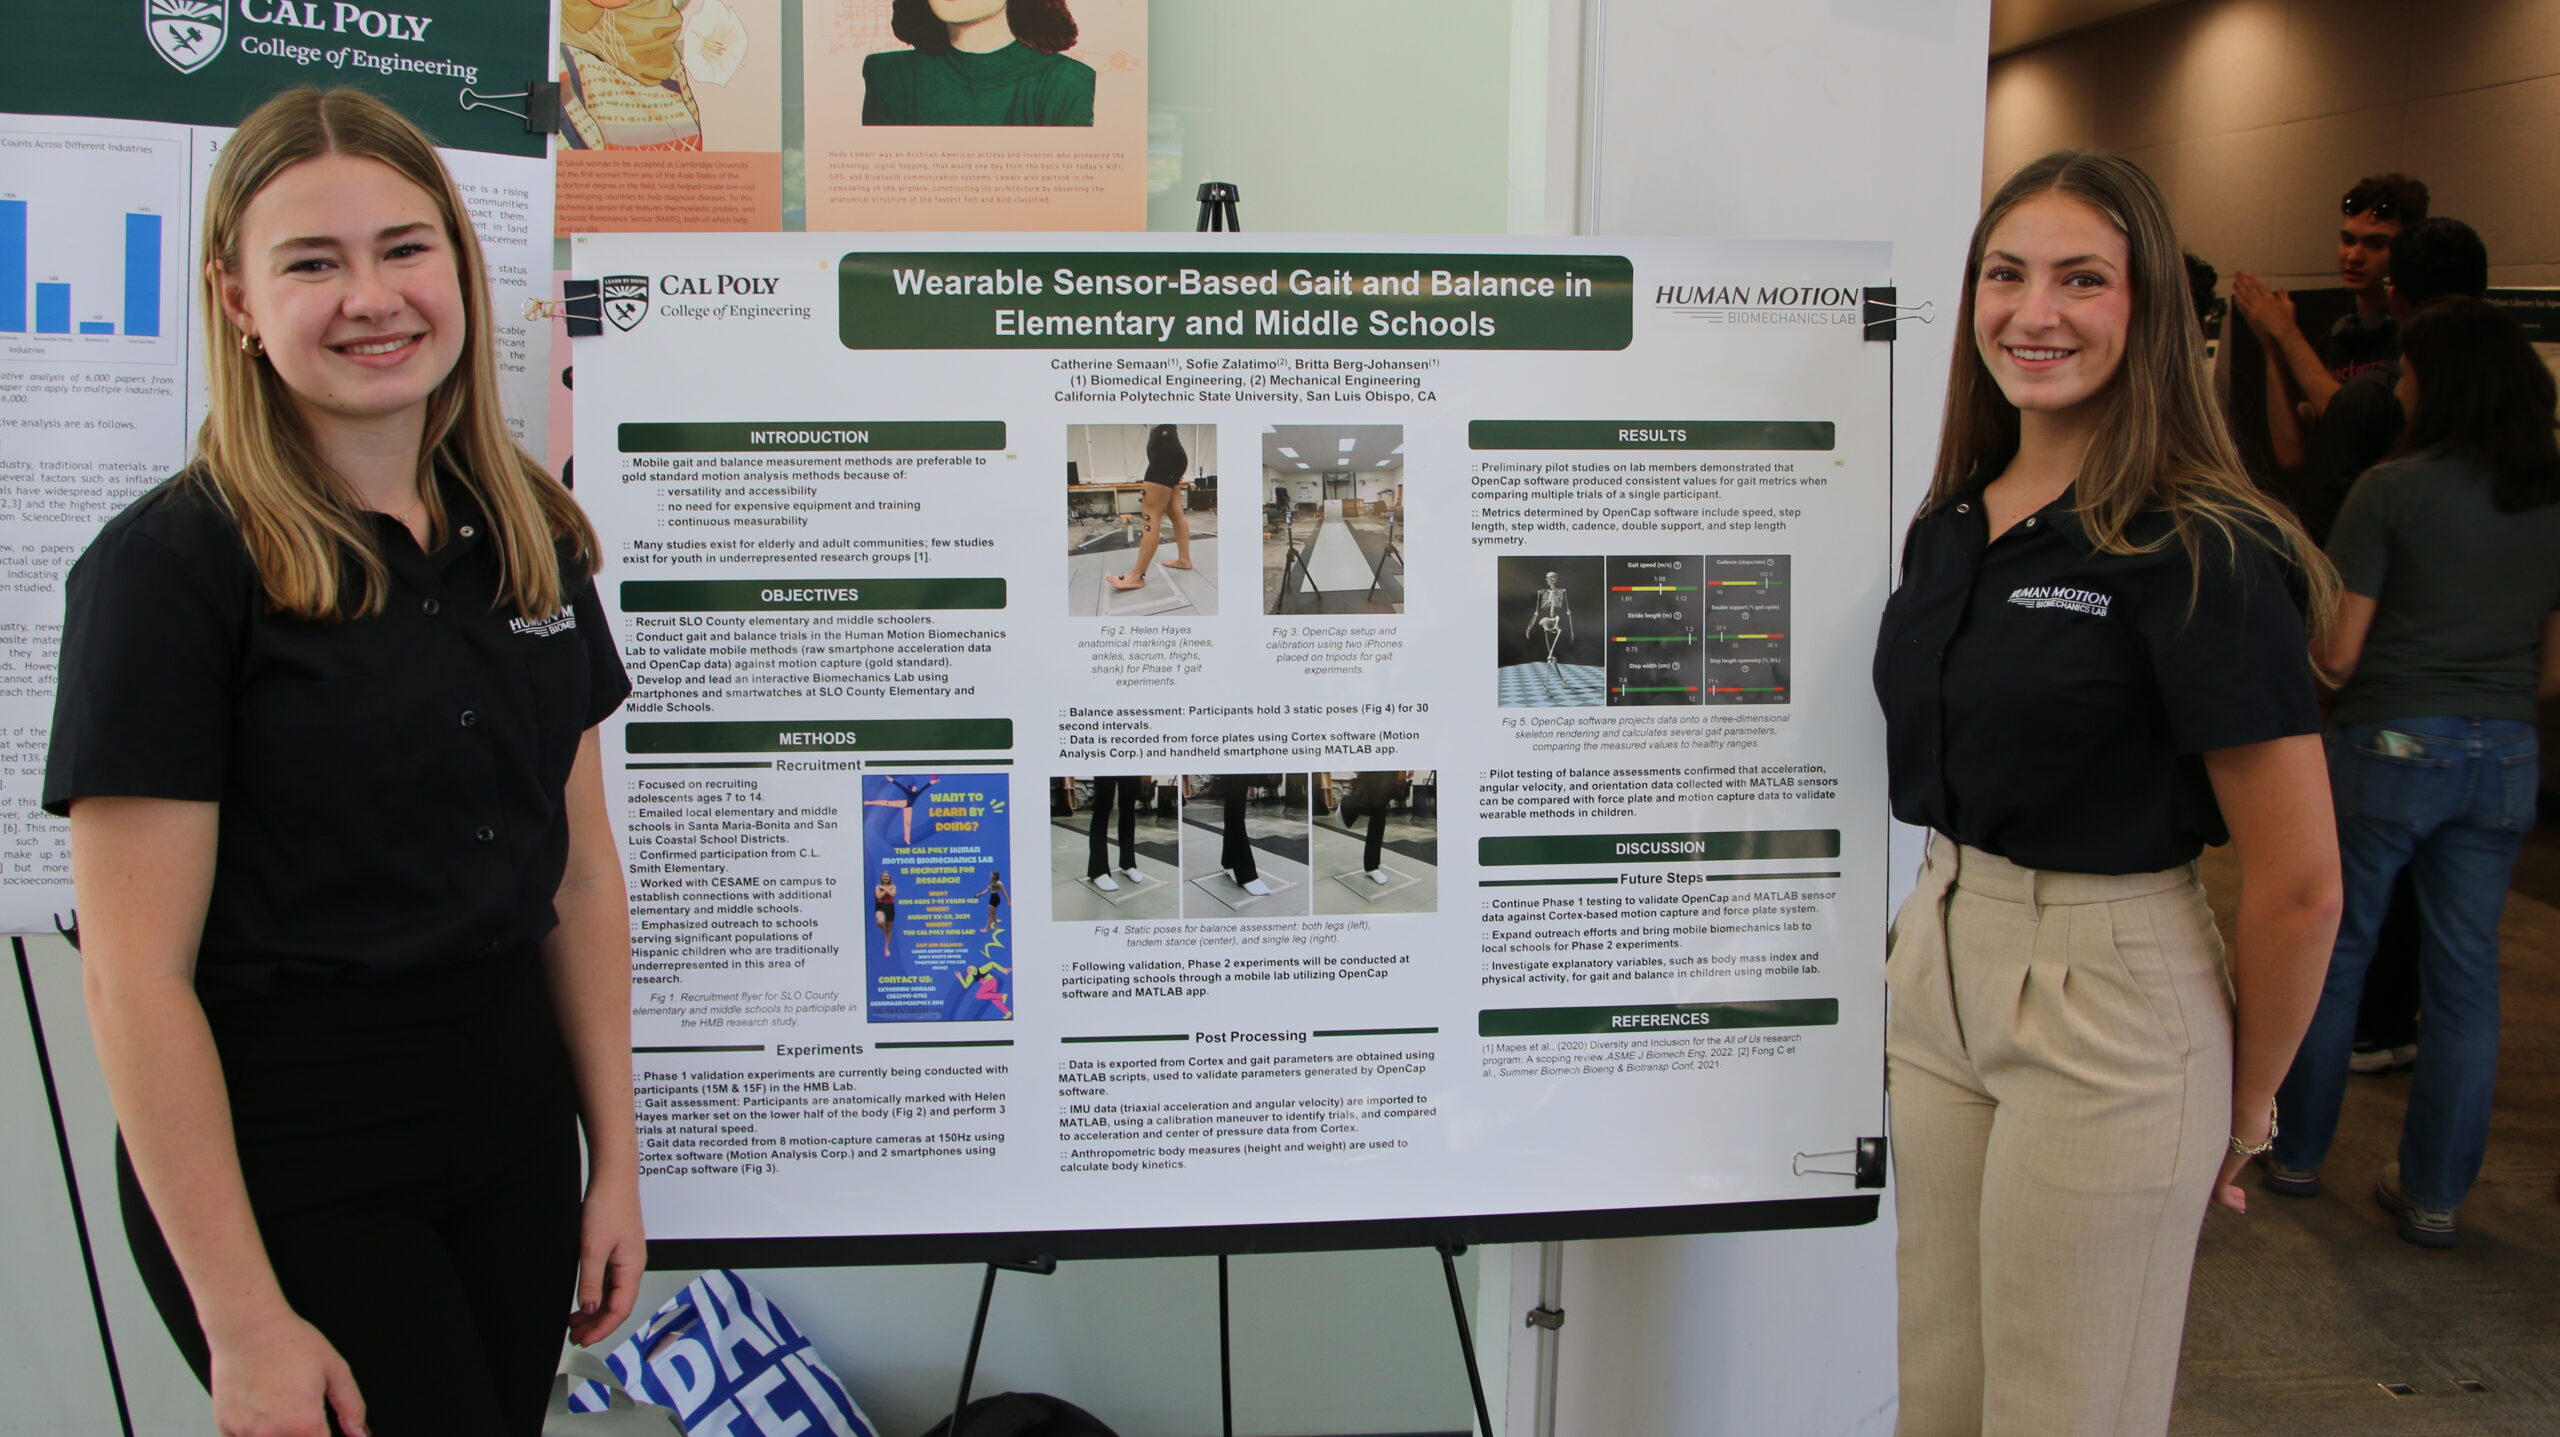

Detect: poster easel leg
1218,1253,1236,1437
947,1256,1056,1435
1436,1244,1496,1435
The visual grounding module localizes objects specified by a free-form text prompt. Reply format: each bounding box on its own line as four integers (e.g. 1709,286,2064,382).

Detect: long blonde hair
196,86,595,621
1930,150,2336,635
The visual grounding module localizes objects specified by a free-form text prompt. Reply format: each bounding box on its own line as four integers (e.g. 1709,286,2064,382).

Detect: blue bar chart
0,127,182,360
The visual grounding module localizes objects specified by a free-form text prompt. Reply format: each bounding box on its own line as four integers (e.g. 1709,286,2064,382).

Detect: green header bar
619,422,1007,453
1479,1000,1839,1038
840,252,1634,350
1469,421,1836,450
625,719,1013,755
621,578,1007,612
1478,829,1840,867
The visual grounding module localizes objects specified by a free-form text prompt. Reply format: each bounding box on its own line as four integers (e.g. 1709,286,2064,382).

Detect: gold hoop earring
237,330,264,357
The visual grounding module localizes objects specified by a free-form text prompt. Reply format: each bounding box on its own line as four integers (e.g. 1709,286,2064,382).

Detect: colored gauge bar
1608,584,1699,591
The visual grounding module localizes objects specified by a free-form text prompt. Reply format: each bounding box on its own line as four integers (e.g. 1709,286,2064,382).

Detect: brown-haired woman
1873,150,2342,1433
863,0,1094,126
45,87,641,1436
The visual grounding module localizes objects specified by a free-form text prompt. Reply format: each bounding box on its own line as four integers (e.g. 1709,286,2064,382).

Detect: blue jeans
2273,717,2538,1209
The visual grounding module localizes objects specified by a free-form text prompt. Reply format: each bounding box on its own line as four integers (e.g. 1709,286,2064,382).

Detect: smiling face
2339,212,2400,293
216,152,464,444
1972,190,2133,428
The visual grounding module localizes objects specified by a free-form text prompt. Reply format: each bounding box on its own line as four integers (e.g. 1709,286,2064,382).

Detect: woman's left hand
569,1172,647,1345
2211,1149,2252,1215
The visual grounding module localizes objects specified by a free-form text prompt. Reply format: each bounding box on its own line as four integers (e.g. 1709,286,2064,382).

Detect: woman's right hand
208,1309,367,1437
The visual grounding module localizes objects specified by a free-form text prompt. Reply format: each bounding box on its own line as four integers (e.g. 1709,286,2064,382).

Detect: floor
1262,514,1404,615
2172,823,2560,1434
1046,805,1185,922
1179,795,1315,919
1308,808,1440,916
1066,520,1219,618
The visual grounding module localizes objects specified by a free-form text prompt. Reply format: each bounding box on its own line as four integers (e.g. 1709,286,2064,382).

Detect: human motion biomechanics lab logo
147,0,227,73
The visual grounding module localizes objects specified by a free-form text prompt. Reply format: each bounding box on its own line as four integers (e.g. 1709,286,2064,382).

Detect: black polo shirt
43,470,629,1004
1872,474,2319,874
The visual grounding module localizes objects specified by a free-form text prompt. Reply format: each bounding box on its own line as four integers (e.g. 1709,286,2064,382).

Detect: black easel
1196,181,1242,233
943,1246,1493,1437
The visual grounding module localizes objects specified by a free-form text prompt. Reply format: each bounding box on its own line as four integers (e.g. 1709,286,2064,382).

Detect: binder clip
1794,1136,1887,1188
460,81,561,135
525,281,603,338
1862,287,1934,342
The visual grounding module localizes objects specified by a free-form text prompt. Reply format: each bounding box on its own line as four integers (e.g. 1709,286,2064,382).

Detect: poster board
0,0,555,934
573,233,1894,1264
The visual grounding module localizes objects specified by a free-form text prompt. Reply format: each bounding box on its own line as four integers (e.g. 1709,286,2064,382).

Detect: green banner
6,0,546,158
1478,830,1840,867
625,719,1013,755
840,252,1635,351
1469,421,1836,450
1479,1000,1839,1038
618,422,1007,453
621,578,1006,612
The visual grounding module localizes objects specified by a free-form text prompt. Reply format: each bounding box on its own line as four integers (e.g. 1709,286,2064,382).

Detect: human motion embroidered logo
603,276,651,332
2007,585,2112,618
147,0,227,73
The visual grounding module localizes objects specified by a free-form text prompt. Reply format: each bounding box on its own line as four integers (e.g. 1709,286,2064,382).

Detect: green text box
618,422,1007,453
1478,830,1839,867
1479,1000,1839,1038
625,719,1013,754
840,252,1634,351
1468,420,1836,450
621,578,1006,611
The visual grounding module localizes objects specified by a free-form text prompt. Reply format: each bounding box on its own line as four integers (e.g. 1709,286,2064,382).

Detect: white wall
1524,2,1992,1434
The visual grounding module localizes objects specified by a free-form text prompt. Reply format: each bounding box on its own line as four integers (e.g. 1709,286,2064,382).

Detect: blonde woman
46,88,640,1436
1872,150,2342,1434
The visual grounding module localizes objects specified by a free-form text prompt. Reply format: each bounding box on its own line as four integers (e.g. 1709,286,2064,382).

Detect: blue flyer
862,773,1012,1022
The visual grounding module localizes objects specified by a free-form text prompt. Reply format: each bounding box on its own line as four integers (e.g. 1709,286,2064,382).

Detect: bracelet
2228,1100,2280,1158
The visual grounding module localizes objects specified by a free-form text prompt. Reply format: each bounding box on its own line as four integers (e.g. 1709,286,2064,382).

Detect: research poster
578,233,1890,1245
0,8,553,931
801,0,1146,232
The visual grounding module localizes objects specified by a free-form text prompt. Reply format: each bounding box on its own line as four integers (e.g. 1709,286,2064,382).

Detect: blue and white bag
567,1270,880,1437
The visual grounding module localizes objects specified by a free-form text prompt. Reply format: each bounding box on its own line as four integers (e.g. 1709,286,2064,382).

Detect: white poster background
576,231,1892,1246
0,110,552,931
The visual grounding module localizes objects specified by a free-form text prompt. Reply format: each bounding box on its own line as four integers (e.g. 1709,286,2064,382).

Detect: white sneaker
1123,867,1145,882
1093,874,1120,892
1367,869,1391,884
1240,875,1271,896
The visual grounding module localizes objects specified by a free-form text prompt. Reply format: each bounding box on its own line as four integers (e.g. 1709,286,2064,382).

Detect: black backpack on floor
917,1392,1120,1437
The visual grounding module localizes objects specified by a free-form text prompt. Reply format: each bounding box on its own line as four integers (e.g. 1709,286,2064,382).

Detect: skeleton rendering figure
1526,572,1575,677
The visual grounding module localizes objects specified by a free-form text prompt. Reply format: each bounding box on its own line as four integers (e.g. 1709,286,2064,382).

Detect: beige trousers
1886,835,2232,1437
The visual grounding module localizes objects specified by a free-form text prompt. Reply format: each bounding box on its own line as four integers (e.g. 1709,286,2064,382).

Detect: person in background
2265,296,2560,1248
2282,218,2494,1087
46,88,642,1436
2233,172,2430,471
2183,249,2220,337
2306,218,2491,542
1876,149,2340,1435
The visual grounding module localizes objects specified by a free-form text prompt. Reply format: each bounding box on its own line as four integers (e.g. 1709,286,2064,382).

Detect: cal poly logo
603,275,651,332
147,0,227,73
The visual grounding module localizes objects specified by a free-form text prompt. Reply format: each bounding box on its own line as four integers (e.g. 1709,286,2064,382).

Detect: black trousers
1219,789,1259,883
120,949,582,1437
1086,775,1141,878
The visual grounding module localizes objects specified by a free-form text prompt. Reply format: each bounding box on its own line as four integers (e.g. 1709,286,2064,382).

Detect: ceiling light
1337,438,1355,452
1277,447,1298,458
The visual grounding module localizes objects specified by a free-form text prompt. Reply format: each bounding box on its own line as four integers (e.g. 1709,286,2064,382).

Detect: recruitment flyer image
577,234,1891,1248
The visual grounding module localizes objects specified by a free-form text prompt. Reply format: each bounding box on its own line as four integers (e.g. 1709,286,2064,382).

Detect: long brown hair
1929,150,2336,634
196,86,596,621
